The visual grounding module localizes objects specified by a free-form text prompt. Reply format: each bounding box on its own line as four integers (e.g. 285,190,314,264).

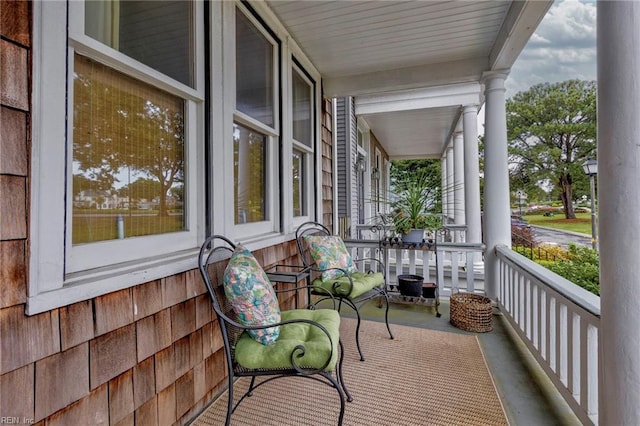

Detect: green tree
124,178,162,203
506,80,597,218
390,159,442,211
73,57,184,217
388,159,442,232
73,174,103,195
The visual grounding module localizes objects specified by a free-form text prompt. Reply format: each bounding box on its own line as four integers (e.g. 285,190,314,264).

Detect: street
531,225,592,248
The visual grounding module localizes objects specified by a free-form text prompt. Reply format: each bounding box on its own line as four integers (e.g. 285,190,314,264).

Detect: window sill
26,248,198,315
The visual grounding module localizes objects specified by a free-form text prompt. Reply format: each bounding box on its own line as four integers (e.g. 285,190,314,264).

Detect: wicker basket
449,293,493,332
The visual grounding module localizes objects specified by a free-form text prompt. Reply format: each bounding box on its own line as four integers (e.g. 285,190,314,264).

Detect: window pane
292,150,306,217
236,9,274,127
73,54,185,244
85,1,194,87
292,69,312,147
234,123,266,224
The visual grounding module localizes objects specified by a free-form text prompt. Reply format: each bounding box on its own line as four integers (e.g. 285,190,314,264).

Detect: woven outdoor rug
193,318,509,426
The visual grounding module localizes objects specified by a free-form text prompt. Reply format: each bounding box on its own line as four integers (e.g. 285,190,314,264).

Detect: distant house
74,189,127,210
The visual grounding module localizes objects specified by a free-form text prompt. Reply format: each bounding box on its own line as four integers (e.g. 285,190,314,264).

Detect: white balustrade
344,235,600,425
343,239,484,297
496,245,600,426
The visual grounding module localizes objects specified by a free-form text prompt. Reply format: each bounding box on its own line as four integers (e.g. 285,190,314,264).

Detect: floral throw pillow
223,245,281,345
303,235,357,281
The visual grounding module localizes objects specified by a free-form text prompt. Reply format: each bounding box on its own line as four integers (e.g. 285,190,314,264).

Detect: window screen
72,54,186,244
233,123,266,224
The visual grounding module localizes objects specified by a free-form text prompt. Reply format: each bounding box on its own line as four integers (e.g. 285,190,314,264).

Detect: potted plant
390,169,441,243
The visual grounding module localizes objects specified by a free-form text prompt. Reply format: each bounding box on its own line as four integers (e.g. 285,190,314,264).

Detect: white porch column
446,144,454,223
597,2,640,424
482,71,511,300
441,154,448,219
453,129,465,227
462,105,482,245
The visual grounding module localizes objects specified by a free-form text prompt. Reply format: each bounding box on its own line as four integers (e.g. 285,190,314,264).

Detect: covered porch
3,1,639,425
192,297,576,425
262,1,635,425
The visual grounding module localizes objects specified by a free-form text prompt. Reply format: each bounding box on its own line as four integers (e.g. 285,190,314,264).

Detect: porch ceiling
266,0,552,158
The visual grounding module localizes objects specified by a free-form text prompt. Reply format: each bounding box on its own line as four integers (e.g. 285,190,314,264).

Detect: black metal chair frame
198,235,353,426
295,221,394,361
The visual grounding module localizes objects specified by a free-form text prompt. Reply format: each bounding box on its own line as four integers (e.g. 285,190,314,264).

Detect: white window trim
208,1,322,243
226,2,281,241
28,0,326,314
28,1,205,315
286,33,323,233
288,61,317,230
218,1,323,242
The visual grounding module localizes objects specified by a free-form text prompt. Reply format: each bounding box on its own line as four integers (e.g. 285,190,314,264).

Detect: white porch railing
442,224,467,243
496,245,600,426
343,239,485,297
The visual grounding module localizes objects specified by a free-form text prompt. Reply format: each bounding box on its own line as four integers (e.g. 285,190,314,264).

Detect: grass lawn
73,213,184,244
526,212,592,235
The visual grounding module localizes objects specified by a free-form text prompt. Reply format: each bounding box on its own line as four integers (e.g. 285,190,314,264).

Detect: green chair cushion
234,309,340,371
313,271,384,299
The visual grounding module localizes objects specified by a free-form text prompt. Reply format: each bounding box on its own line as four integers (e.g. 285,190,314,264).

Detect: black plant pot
397,274,424,297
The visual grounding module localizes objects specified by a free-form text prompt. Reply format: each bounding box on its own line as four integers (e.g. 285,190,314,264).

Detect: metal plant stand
380,237,441,317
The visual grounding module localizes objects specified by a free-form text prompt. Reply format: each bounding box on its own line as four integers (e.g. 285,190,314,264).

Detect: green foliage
507,80,597,218
535,243,600,296
73,56,185,217
389,160,442,235
120,177,161,201
390,159,441,200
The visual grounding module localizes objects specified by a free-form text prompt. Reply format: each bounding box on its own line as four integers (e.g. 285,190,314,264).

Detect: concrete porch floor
340,298,582,426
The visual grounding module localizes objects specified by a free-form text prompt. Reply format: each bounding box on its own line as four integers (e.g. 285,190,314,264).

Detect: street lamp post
582,158,598,250
515,189,525,216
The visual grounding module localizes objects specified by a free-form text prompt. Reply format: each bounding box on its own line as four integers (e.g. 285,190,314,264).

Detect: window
30,0,321,314
292,68,312,147
84,1,193,87
291,65,314,219
235,9,274,127
29,0,204,312
67,1,202,272
233,123,266,223
72,54,186,244
292,149,305,217
232,5,279,235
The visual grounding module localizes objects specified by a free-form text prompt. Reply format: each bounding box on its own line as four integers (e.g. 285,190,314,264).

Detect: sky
505,0,597,98
478,0,597,135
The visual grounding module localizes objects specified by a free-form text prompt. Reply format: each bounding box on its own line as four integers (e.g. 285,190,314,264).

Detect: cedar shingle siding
0,4,333,423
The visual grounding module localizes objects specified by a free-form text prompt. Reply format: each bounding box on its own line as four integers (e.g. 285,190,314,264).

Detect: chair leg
323,371,346,426
247,376,257,396
351,302,365,362
337,339,353,402
382,290,394,340
225,374,234,426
